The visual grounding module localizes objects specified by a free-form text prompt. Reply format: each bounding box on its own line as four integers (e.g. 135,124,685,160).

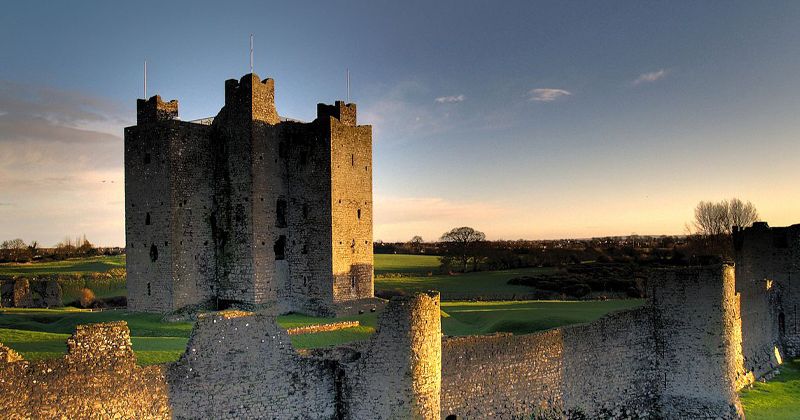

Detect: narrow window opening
276,199,288,228
351,275,356,288
302,203,309,219
145,212,151,225
147,282,151,296
302,244,308,254
357,208,361,220
351,153,355,166
446,416,457,420
274,235,286,260
144,152,151,164
149,244,158,262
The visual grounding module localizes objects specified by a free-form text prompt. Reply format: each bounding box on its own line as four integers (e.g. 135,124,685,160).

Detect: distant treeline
0,236,124,263
375,233,730,273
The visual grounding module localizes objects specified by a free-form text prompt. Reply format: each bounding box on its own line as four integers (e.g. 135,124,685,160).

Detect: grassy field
1,254,551,302
740,358,800,419
373,254,440,276
0,299,642,365
375,266,557,299
0,255,126,276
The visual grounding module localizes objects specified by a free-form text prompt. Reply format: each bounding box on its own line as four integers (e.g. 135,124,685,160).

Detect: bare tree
728,198,759,231
440,227,486,272
693,198,759,236
1,238,28,262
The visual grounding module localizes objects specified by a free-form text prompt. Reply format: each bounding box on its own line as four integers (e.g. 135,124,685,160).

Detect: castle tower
734,222,800,375
124,74,376,316
125,96,216,312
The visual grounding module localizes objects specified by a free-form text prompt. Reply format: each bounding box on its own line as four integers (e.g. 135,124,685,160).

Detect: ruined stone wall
734,223,800,371
329,104,374,303
167,311,338,419
0,278,61,308
342,292,441,419
441,307,657,418
441,330,564,418
649,265,746,418
0,322,170,418
441,265,747,419
561,306,658,416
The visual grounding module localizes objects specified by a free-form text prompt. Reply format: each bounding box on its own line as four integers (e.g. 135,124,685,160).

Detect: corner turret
224,73,280,124
317,101,357,126
136,95,178,125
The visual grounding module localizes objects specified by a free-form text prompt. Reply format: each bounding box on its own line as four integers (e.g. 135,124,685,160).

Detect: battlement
136,95,178,125
223,73,280,124
317,100,357,126
733,222,800,251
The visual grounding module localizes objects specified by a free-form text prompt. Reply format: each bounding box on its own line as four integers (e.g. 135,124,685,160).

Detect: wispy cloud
435,94,465,103
632,69,668,86
528,88,571,102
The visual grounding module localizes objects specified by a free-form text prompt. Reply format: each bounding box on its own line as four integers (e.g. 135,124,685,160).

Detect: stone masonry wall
734,223,800,373
126,96,216,312
0,322,170,418
166,310,338,419
649,265,746,418
441,307,657,419
441,265,746,419
329,107,374,304
126,74,375,316
342,291,441,419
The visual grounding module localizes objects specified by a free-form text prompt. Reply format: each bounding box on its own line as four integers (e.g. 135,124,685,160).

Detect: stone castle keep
124,74,374,315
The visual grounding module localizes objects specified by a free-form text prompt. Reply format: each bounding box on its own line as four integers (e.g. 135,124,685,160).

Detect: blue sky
1,1,799,245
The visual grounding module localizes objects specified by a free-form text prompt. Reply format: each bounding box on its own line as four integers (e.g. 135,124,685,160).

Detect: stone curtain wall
441,330,564,417
167,311,338,419
441,308,657,419
441,265,746,419
0,322,171,418
561,306,658,416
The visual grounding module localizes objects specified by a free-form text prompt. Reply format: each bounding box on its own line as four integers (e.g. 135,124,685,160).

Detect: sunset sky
1,1,799,246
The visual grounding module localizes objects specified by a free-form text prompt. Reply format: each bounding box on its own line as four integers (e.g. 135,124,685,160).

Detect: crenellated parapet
136,95,178,125
317,100,357,126
223,73,280,124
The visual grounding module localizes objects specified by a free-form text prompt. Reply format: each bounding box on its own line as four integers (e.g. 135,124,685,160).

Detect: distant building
124,74,375,315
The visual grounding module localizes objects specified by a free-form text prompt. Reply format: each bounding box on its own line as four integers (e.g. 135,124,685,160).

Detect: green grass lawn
376,266,557,300
0,255,126,276
740,358,800,420
0,299,642,365
373,254,441,276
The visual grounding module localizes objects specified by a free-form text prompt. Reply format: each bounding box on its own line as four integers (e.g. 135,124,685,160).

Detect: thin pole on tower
144,60,147,98
250,34,254,74
346,68,350,103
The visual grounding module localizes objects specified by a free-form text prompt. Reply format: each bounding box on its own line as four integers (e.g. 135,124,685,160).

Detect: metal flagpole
250,34,254,74
144,60,147,98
